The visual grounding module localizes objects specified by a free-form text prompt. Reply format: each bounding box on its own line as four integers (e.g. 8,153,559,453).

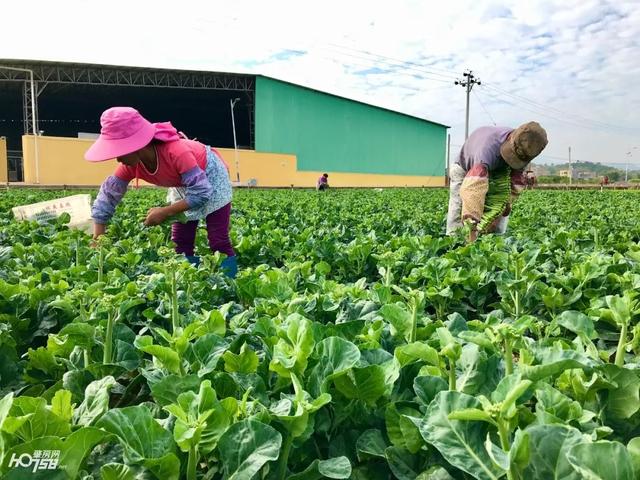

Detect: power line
316,45,627,135
320,44,457,84
326,44,633,132
483,82,633,131
294,44,636,137
313,44,637,135
327,56,446,88
473,90,496,126
317,53,455,94
324,48,453,84
478,86,632,134
327,43,460,80
482,83,637,134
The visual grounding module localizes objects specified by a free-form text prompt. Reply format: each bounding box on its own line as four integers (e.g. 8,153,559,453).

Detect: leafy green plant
1,188,640,478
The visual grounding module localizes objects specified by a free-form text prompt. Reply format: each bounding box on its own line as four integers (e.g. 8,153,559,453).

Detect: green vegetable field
2,187,640,480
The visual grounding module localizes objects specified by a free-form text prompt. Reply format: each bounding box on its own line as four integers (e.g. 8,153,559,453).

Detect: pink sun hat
85,107,156,162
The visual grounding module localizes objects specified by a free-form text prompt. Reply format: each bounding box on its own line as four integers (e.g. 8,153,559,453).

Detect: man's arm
460,164,490,241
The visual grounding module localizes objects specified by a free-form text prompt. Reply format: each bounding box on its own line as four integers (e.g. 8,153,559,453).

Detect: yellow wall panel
216,147,444,187
22,135,118,185
0,137,7,183
21,135,444,188
216,148,299,187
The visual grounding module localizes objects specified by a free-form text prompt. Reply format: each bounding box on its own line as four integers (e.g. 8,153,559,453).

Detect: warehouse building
0,59,448,187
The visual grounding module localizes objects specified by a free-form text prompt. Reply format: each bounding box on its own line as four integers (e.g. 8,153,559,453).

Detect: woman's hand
144,201,190,227
144,207,169,226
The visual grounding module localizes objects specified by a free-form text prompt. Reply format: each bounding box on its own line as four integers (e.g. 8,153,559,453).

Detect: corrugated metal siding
255,77,447,176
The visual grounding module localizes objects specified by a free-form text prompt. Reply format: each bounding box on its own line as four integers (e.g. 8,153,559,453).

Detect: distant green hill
543,161,620,175
536,161,639,182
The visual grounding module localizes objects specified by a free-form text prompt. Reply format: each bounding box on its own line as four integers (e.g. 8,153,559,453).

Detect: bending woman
85,106,237,277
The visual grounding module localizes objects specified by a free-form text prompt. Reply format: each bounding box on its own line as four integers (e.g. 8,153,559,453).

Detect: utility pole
455,70,481,140
446,133,451,187
625,148,637,183
230,98,240,183
0,65,40,183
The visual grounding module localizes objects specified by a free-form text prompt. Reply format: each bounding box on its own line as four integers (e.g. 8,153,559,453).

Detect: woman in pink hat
86,106,237,277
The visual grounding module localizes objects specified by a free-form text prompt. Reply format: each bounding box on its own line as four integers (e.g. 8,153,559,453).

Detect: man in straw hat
446,122,548,241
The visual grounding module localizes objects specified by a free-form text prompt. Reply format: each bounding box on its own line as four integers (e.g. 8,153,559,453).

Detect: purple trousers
171,202,235,257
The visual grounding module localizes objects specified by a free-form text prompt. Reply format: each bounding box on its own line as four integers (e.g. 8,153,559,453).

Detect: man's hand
468,228,479,243
91,223,107,248
144,207,169,227
486,215,503,234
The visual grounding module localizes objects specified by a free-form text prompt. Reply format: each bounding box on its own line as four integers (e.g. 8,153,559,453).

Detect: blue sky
1,0,639,167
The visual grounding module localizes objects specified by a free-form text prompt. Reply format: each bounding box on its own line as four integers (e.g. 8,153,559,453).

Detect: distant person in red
317,173,329,191
525,171,536,188
602,175,610,185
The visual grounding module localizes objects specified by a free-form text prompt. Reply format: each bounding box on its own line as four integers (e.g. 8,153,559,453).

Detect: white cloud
1,0,639,165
